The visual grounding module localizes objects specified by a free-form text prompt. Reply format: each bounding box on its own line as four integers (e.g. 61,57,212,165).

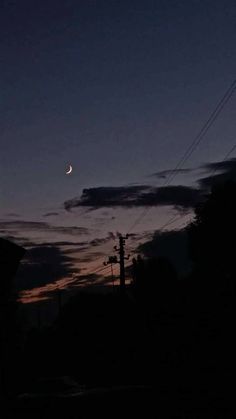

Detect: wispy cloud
89,232,116,247
43,212,60,217
4,213,21,217
18,270,113,303
15,245,77,292
0,220,90,236
149,168,194,179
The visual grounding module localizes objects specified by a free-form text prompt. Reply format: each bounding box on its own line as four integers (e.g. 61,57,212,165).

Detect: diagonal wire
128,79,236,233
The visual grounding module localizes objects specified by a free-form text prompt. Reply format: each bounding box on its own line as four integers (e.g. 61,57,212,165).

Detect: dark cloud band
64,185,202,211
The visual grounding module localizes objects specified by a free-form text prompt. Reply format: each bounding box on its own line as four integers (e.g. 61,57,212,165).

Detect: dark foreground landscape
1,182,236,418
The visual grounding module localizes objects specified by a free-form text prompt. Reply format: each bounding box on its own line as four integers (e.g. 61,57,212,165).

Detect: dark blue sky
1,0,236,301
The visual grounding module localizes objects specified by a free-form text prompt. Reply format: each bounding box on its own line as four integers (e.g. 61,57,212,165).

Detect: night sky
1,0,236,303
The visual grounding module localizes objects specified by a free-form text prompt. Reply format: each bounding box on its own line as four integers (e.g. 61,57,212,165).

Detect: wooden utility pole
105,234,129,293
115,235,129,293
119,236,125,292
58,288,62,317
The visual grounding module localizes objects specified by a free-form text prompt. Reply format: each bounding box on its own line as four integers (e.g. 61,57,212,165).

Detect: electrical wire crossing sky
1,0,236,302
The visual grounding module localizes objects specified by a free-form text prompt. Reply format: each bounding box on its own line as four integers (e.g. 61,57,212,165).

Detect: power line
158,213,188,231
72,264,110,280
128,79,236,233
128,139,236,257
148,140,236,235
221,143,236,163
129,213,191,258
92,264,112,275
163,79,236,186
86,82,236,278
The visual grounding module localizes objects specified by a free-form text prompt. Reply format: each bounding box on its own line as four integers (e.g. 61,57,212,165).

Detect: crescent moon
66,165,73,175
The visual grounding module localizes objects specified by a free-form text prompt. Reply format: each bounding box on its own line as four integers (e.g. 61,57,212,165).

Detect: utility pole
58,288,62,317
105,235,130,293
37,303,41,330
119,235,125,292
115,235,130,294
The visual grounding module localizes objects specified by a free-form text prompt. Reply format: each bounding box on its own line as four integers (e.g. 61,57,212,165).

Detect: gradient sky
1,0,236,303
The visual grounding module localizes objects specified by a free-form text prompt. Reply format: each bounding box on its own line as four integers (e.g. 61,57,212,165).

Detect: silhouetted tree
132,255,177,299
0,239,25,400
186,181,236,391
188,180,236,284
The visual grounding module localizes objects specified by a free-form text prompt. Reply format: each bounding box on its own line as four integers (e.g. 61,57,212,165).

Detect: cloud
64,186,150,211
0,220,48,231
198,158,236,189
23,234,117,253
43,212,59,217
0,235,35,247
89,232,116,247
71,273,106,286
34,240,89,248
0,233,91,254
4,213,21,217
0,220,90,236
64,185,202,211
71,252,104,263
15,245,77,292
19,269,113,303
138,185,202,209
149,158,236,192
149,168,193,179
202,158,236,173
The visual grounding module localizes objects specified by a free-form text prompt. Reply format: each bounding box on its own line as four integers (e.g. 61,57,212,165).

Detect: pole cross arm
104,255,119,265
